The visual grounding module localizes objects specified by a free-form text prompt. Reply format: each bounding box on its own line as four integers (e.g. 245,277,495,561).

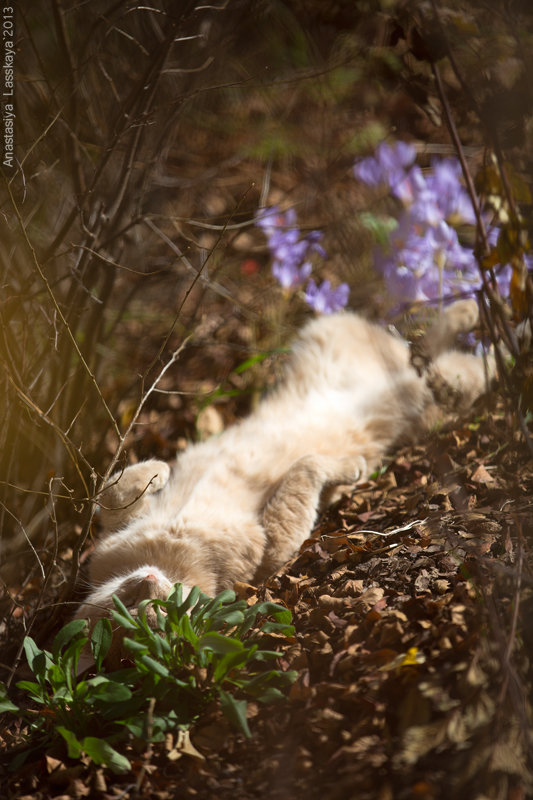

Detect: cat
75,300,491,638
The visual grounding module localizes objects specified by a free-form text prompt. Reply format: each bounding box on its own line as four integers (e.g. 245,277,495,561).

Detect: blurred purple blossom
426,159,476,224
353,142,512,306
305,279,350,314
272,259,312,290
353,141,418,202
255,206,349,313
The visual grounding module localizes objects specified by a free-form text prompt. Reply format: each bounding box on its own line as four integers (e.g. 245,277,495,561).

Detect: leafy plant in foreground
0,585,296,774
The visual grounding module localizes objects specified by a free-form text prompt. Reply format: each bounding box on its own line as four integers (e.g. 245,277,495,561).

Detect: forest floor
1,392,532,800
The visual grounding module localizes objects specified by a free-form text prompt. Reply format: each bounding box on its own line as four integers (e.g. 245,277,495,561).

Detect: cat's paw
353,455,368,483
99,460,171,530
105,459,170,496
341,455,367,484
142,461,171,494
321,455,367,485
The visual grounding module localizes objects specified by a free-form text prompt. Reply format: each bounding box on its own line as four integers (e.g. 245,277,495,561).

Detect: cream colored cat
76,300,490,630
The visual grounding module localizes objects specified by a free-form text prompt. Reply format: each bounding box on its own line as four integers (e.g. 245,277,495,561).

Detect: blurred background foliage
0,0,532,634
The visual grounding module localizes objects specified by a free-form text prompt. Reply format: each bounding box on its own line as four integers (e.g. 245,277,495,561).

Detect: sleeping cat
76,300,490,633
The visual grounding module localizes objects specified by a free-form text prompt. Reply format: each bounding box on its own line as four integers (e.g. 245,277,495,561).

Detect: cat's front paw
338,455,367,485
105,459,170,497
352,455,368,483
99,460,171,530
319,455,368,486
142,461,171,494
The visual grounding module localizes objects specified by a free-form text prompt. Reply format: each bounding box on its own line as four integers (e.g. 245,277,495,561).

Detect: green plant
0,585,297,773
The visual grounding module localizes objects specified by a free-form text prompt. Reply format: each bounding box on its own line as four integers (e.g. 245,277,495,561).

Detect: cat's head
75,565,187,668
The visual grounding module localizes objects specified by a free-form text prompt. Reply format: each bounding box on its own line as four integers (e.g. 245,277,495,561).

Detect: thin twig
4,178,121,440
64,337,191,602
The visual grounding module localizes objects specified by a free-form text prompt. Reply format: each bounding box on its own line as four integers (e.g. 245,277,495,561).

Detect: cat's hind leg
98,459,171,532
256,454,366,582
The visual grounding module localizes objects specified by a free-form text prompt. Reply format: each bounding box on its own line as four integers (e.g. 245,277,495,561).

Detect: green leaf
113,611,140,631
120,718,144,738
23,637,51,678
138,654,170,678
233,351,270,374
212,649,253,683
52,684,75,704
52,619,88,660
252,686,287,703
359,211,398,246
61,637,89,683
192,589,236,626
112,595,139,629
209,608,246,630
123,637,149,655
91,618,113,670
167,582,183,606
145,628,168,660
47,661,68,687
240,669,297,698
252,601,292,623
82,737,131,774
271,606,293,624
219,689,251,738
15,679,45,700
197,633,243,655
153,604,168,633
176,611,199,646
0,683,18,713
177,585,203,617
257,621,295,636
57,727,83,759
88,678,132,704
236,601,292,637
249,648,283,662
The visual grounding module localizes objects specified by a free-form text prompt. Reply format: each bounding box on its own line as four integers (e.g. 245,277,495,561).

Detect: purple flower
426,159,475,224
353,141,417,195
380,140,417,170
255,207,327,274
255,205,342,311
392,164,426,205
356,141,515,308
494,263,513,297
378,209,481,304
306,230,327,259
270,231,308,266
272,259,312,290
255,206,283,235
305,279,349,313
353,157,384,187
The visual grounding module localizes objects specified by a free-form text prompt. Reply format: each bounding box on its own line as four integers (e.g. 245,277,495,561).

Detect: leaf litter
1,404,533,800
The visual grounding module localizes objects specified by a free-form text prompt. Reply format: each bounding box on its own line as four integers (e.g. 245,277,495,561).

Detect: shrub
0,585,296,773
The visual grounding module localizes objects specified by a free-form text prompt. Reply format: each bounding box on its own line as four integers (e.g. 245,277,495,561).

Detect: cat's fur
76,300,490,632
